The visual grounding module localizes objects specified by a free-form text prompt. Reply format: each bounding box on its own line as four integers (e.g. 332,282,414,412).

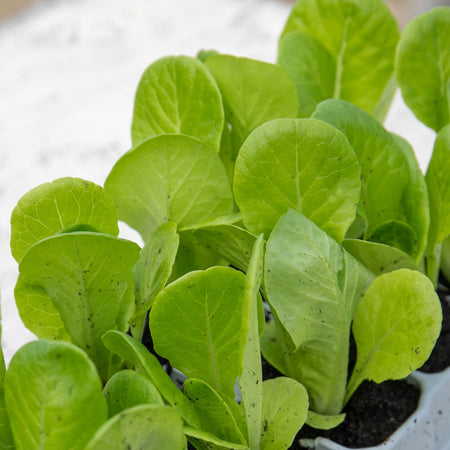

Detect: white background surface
0,0,436,363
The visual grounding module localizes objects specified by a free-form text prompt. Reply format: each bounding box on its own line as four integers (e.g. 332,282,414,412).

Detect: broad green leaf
265,210,373,414
131,222,179,340
86,405,185,450
313,99,427,259
234,118,360,242
342,239,417,275
305,410,345,430
205,55,298,149
184,427,249,450
426,126,450,283
396,8,450,132
0,307,13,449
184,379,246,446
17,232,140,380
281,0,399,118
150,267,247,402
391,133,429,261
346,269,442,402
260,378,308,450
131,55,224,151
103,370,163,418
14,278,70,341
426,125,450,245
102,330,202,429
5,340,107,450
105,134,234,242
10,177,119,263
240,235,265,449
278,31,335,117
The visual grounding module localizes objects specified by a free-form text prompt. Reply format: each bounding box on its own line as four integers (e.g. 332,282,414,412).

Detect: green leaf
14,278,71,341
102,330,202,429
191,219,258,273
184,427,249,450
368,221,418,256
103,370,163,418
391,133,429,261
131,222,179,340
17,232,140,380
205,55,298,149
265,210,373,414
0,307,13,449
313,99,427,259
281,0,399,117
105,134,234,242
278,31,335,117
240,235,265,449
396,7,450,132
426,125,450,245
342,239,417,275
183,379,246,445
260,378,308,450
150,267,247,402
426,125,450,283
169,230,227,282
85,405,186,450
233,118,360,242
305,410,345,430
441,235,450,283
260,320,289,377
346,269,442,402
5,340,107,450
10,177,119,263
131,55,224,151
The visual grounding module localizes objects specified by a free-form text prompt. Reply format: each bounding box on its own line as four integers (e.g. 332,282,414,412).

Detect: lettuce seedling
278,0,399,120
261,209,442,423
395,8,450,284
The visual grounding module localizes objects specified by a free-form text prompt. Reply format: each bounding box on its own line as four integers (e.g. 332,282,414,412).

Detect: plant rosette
3,0,450,449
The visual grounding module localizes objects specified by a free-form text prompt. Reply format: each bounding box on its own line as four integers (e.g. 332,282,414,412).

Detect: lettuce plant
3,0,450,448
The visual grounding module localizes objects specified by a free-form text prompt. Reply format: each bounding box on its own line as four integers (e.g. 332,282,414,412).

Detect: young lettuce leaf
150,266,248,404
103,370,164,418
10,177,119,263
86,405,186,450
233,118,360,242
5,340,107,449
280,0,399,119
396,7,450,132
16,232,140,381
425,125,450,284
260,378,308,450
131,222,179,340
263,209,373,415
131,55,224,151
104,134,234,242
313,99,429,262
346,269,442,402
205,55,299,150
